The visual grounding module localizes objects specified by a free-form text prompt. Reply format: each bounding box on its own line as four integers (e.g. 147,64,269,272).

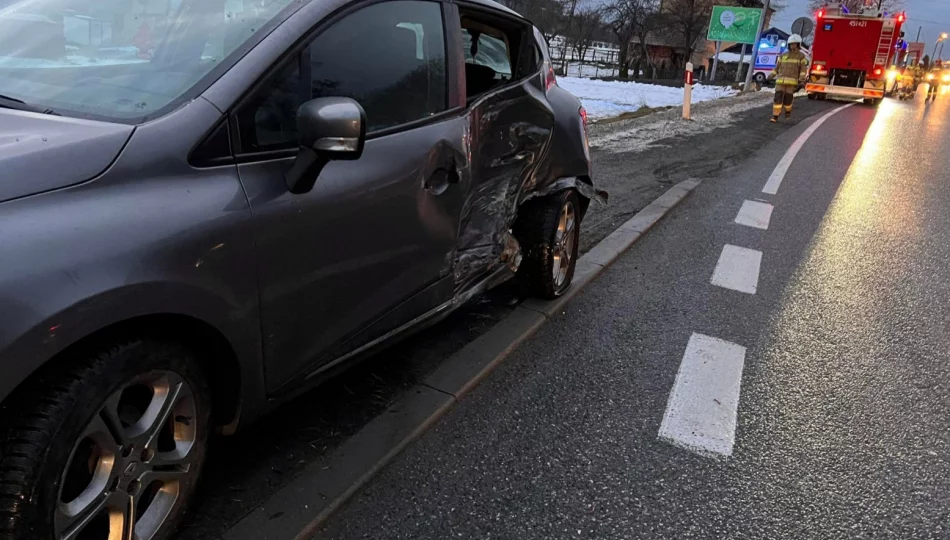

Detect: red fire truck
805,4,906,106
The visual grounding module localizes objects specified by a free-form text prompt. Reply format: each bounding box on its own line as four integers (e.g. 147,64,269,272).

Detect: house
631,0,775,77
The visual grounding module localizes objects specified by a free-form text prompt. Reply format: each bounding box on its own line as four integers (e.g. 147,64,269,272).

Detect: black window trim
227,0,461,161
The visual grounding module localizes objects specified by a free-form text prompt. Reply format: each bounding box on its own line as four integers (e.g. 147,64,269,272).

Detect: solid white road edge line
762,103,854,195
735,200,774,230
710,244,762,294
658,333,747,458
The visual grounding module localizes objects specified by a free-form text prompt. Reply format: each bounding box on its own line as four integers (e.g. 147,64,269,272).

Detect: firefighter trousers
773,84,796,117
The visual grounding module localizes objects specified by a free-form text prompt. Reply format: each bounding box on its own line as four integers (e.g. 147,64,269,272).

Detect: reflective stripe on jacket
770,51,809,86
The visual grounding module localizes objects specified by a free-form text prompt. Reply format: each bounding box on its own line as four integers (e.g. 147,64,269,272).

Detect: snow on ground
559,76,739,120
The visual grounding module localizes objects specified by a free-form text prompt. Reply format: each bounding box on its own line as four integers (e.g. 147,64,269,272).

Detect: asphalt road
314,92,950,539
179,95,843,539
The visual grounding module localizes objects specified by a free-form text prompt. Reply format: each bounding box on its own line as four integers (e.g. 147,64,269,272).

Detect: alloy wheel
552,200,577,290
55,371,199,540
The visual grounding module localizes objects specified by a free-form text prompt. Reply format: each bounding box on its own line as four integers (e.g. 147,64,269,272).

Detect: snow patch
559,77,738,120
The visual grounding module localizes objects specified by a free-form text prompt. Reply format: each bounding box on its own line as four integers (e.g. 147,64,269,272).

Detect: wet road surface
313,93,950,539
178,96,843,539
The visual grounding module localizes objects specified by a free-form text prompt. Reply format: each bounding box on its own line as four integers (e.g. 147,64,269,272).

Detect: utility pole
916,26,922,43
743,0,771,92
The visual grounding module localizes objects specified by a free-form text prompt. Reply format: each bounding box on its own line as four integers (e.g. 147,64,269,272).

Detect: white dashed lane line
735,200,774,230
710,244,762,294
660,105,849,458
658,333,747,458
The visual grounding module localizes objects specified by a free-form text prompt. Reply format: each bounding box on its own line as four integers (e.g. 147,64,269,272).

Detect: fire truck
805,3,906,106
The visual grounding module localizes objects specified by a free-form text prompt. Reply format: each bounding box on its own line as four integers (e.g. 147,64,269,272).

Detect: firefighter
927,60,944,102
900,62,922,100
768,34,809,123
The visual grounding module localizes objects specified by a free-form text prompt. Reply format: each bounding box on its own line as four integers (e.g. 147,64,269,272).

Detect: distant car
0,0,601,538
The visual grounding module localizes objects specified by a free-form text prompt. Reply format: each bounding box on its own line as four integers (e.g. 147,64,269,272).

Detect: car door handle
424,168,458,195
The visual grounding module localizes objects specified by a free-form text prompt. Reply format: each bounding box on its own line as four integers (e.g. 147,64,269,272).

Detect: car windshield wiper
0,94,59,116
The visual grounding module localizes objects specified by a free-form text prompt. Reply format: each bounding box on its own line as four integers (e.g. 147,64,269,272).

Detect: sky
773,0,950,58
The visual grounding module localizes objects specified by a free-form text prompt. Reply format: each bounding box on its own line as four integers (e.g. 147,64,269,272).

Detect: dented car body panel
0,0,601,429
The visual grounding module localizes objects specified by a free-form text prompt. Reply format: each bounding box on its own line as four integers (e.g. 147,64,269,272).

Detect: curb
222,178,703,540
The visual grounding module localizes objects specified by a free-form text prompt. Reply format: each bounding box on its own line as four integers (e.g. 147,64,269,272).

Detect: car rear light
579,106,588,137
545,63,558,90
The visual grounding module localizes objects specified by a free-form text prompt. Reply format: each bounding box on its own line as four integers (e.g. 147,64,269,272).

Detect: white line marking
659,333,747,458
710,245,762,294
762,103,854,195
734,200,774,230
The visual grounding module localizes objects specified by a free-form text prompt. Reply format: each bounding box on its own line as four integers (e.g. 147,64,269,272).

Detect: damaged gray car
0,0,603,537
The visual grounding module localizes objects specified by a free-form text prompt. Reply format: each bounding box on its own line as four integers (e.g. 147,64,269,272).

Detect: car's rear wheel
0,339,210,540
514,190,581,299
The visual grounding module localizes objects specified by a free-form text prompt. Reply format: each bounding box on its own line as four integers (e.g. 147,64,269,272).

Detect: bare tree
662,0,714,68
567,7,603,66
807,0,903,14
558,0,580,72
632,0,663,77
605,0,657,78
500,0,568,44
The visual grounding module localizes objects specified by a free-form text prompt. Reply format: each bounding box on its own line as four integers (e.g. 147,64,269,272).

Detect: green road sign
707,5,762,44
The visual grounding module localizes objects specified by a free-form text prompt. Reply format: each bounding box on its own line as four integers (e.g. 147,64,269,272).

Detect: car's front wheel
514,189,581,299
0,338,210,540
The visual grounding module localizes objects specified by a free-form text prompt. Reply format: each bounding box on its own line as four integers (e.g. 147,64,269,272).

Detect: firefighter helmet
788,34,804,46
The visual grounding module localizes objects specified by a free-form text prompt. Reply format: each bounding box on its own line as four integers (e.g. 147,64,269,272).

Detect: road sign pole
738,46,746,83
710,41,722,81
743,0,771,92
684,62,694,120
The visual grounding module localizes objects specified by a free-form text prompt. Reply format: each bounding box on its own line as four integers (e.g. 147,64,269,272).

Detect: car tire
514,189,581,299
0,338,210,540
753,73,766,84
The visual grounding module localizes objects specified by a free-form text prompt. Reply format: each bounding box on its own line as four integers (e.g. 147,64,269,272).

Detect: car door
232,0,469,392
453,6,556,286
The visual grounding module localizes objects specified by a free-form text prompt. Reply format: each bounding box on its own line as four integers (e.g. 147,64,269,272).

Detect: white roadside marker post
683,62,694,120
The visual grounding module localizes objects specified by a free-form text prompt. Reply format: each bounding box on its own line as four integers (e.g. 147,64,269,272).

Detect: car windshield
0,0,295,121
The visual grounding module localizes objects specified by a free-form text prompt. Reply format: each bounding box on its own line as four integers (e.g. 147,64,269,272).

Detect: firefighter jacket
770,50,809,86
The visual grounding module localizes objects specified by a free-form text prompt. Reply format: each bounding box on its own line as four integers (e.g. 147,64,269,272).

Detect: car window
0,0,296,121
462,29,512,79
236,0,447,152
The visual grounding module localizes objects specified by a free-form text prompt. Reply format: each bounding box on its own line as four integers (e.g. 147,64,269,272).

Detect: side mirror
285,97,366,194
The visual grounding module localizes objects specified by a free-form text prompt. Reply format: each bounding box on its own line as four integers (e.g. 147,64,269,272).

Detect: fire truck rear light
873,68,883,76
817,9,825,18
